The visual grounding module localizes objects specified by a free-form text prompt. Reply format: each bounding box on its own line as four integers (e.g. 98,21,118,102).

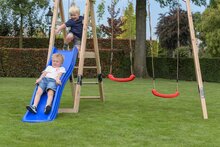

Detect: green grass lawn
0,77,220,147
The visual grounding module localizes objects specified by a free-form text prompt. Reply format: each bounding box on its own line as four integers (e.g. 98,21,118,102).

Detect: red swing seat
152,89,179,98
108,74,135,82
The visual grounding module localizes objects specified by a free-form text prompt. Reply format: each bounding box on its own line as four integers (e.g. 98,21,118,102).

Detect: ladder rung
75,66,97,69
74,82,98,84
58,108,74,113
84,82,98,84
78,51,96,58
80,96,100,99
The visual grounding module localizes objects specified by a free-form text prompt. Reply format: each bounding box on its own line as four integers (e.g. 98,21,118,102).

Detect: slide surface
22,47,78,123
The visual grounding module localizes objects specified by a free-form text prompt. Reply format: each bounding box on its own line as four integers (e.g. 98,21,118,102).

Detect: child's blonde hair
69,5,80,15
52,53,64,64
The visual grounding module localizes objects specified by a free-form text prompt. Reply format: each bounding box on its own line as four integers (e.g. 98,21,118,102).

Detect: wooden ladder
58,0,104,113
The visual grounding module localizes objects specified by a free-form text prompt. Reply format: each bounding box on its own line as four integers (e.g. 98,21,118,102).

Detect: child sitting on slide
26,53,66,114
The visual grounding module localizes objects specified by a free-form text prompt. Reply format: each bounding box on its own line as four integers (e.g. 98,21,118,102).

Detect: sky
57,0,210,39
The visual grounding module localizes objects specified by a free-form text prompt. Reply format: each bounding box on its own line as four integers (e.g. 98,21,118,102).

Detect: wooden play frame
46,0,208,119
46,0,104,113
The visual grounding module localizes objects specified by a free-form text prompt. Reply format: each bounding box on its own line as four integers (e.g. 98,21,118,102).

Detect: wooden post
73,0,90,113
59,0,67,40
89,0,105,101
185,0,208,119
46,0,60,64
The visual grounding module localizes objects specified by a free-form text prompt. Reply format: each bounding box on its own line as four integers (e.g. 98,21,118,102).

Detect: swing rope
148,0,179,98
109,10,114,75
176,0,180,91
108,1,135,82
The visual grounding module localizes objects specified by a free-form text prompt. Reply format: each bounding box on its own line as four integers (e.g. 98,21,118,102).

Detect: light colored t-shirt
44,66,66,80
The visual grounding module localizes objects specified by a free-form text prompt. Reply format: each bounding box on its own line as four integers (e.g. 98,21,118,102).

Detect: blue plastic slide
22,47,78,123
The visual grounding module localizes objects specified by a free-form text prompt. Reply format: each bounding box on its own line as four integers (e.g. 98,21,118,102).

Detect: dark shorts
69,32,81,46
38,77,57,92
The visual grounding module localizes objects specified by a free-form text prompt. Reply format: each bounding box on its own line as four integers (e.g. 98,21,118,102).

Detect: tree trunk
134,0,148,78
19,13,23,48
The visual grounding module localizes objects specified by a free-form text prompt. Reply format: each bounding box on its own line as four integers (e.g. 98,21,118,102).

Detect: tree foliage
0,1,12,36
100,17,126,38
0,0,49,47
99,0,125,38
96,0,106,23
209,0,219,8
155,8,191,56
197,0,220,57
154,0,206,8
119,1,136,39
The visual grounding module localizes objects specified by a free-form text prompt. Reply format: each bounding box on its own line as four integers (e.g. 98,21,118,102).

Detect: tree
134,0,147,77
96,0,206,77
209,0,219,8
197,1,220,57
4,0,49,48
154,0,206,7
134,0,206,77
93,0,107,38
99,0,125,39
0,1,12,36
119,1,136,39
96,0,106,23
155,8,191,57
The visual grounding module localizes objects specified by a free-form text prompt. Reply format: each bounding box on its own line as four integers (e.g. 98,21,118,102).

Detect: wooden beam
75,66,97,69
73,0,91,113
46,0,60,64
59,0,67,40
78,51,96,58
185,0,208,119
80,96,100,99
58,108,75,113
89,0,105,102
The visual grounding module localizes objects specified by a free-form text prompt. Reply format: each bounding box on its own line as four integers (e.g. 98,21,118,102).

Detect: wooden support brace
185,0,208,119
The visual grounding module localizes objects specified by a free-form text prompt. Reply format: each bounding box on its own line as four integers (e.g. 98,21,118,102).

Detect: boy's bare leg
76,45,81,51
64,33,74,49
33,87,44,107
46,89,54,106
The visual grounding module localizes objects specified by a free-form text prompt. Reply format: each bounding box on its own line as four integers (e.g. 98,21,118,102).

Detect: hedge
0,37,137,50
0,48,131,78
1,36,220,82
0,37,145,78
146,57,220,82
1,48,220,82
0,48,48,77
